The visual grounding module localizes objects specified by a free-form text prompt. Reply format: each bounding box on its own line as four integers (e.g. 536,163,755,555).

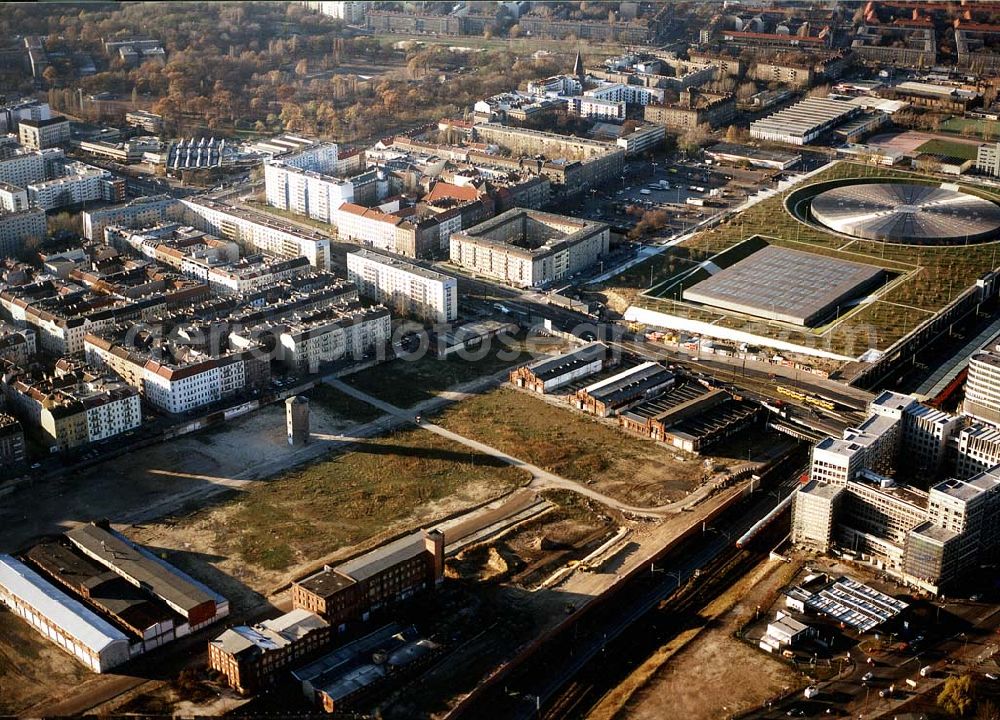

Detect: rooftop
66,523,216,615
681,244,885,327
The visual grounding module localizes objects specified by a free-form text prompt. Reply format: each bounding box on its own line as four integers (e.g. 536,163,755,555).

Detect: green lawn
916,139,980,161
940,116,1000,141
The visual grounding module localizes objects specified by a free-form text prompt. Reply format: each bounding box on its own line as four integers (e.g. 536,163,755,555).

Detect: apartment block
28,162,124,211
0,412,25,468
180,198,331,270
0,322,37,366
347,249,457,324
84,330,270,416
18,116,71,150
964,335,1000,426
82,195,179,241
0,359,141,451
0,207,46,258
450,208,609,288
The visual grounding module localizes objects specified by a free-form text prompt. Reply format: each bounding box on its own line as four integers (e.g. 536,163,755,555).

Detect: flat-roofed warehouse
0,553,130,672
681,245,885,326
574,362,675,417
26,540,181,643
66,522,228,631
750,97,861,145
509,341,615,393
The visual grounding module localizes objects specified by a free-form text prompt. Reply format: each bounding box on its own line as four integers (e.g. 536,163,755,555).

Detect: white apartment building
303,1,369,23
0,208,46,257
347,249,458,323
277,142,342,172
205,256,311,296
0,366,141,450
273,305,391,374
85,334,266,415
28,163,119,210
566,96,626,120
334,202,402,253
264,162,357,224
180,198,331,270
977,142,1000,177
83,195,178,241
955,423,1000,479
0,182,29,213
964,337,1000,426
0,148,57,188
527,75,583,97
0,99,52,134
584,83,664,106
18,116,71,150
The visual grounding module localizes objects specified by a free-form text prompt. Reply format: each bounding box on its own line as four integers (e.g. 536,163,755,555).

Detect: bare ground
0,607,91,714
613,559,803,720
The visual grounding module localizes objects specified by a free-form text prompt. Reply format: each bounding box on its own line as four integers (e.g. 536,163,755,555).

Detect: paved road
325,379,723,518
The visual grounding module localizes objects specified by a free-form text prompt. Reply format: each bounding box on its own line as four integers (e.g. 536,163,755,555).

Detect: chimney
423,529,445,583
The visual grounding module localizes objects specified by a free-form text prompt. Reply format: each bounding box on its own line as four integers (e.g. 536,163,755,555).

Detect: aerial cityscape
2,1,1000,718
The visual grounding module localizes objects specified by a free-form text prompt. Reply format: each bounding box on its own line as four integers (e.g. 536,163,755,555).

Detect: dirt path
326,378,728,518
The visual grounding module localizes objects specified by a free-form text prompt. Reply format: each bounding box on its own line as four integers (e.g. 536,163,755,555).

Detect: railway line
448,451,807,720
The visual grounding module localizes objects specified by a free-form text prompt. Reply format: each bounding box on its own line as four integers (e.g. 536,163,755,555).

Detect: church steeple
572,50,584,80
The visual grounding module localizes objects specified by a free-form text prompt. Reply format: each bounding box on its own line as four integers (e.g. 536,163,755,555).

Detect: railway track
449,455,804,720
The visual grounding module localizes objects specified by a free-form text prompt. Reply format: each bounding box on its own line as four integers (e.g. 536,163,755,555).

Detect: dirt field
432,387,747,507
126,426,531,608
0,396,372,553
0,608,93,714
616,559,803,720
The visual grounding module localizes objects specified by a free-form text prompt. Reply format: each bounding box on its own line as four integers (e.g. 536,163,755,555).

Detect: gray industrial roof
337,531,426,583
682,245,884,326
803,576,908,632
0,554,128,655
66,524,215,615
811,182,1000,244
525,341,608,381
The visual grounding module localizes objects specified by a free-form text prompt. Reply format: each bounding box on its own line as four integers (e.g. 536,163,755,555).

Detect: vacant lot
343,335,560,408
0,608,91,714
128,426,530,604
432,387,724,506
617,559,802,720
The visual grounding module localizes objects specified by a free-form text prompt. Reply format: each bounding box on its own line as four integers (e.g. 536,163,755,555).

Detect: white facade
277,307,391,373
28,164,115,210
180,198,331,270
82,195,177,240
0,554,130,673
585,83,663,106
334,204,401,253
0,149,51,188
567,96,626,120
19,117,71,150
0,182,29,212
347,249,458,323
977,143,1000,177
264,162,355,224
304,1,369,24
0,208,47,257
965,345,1000,427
